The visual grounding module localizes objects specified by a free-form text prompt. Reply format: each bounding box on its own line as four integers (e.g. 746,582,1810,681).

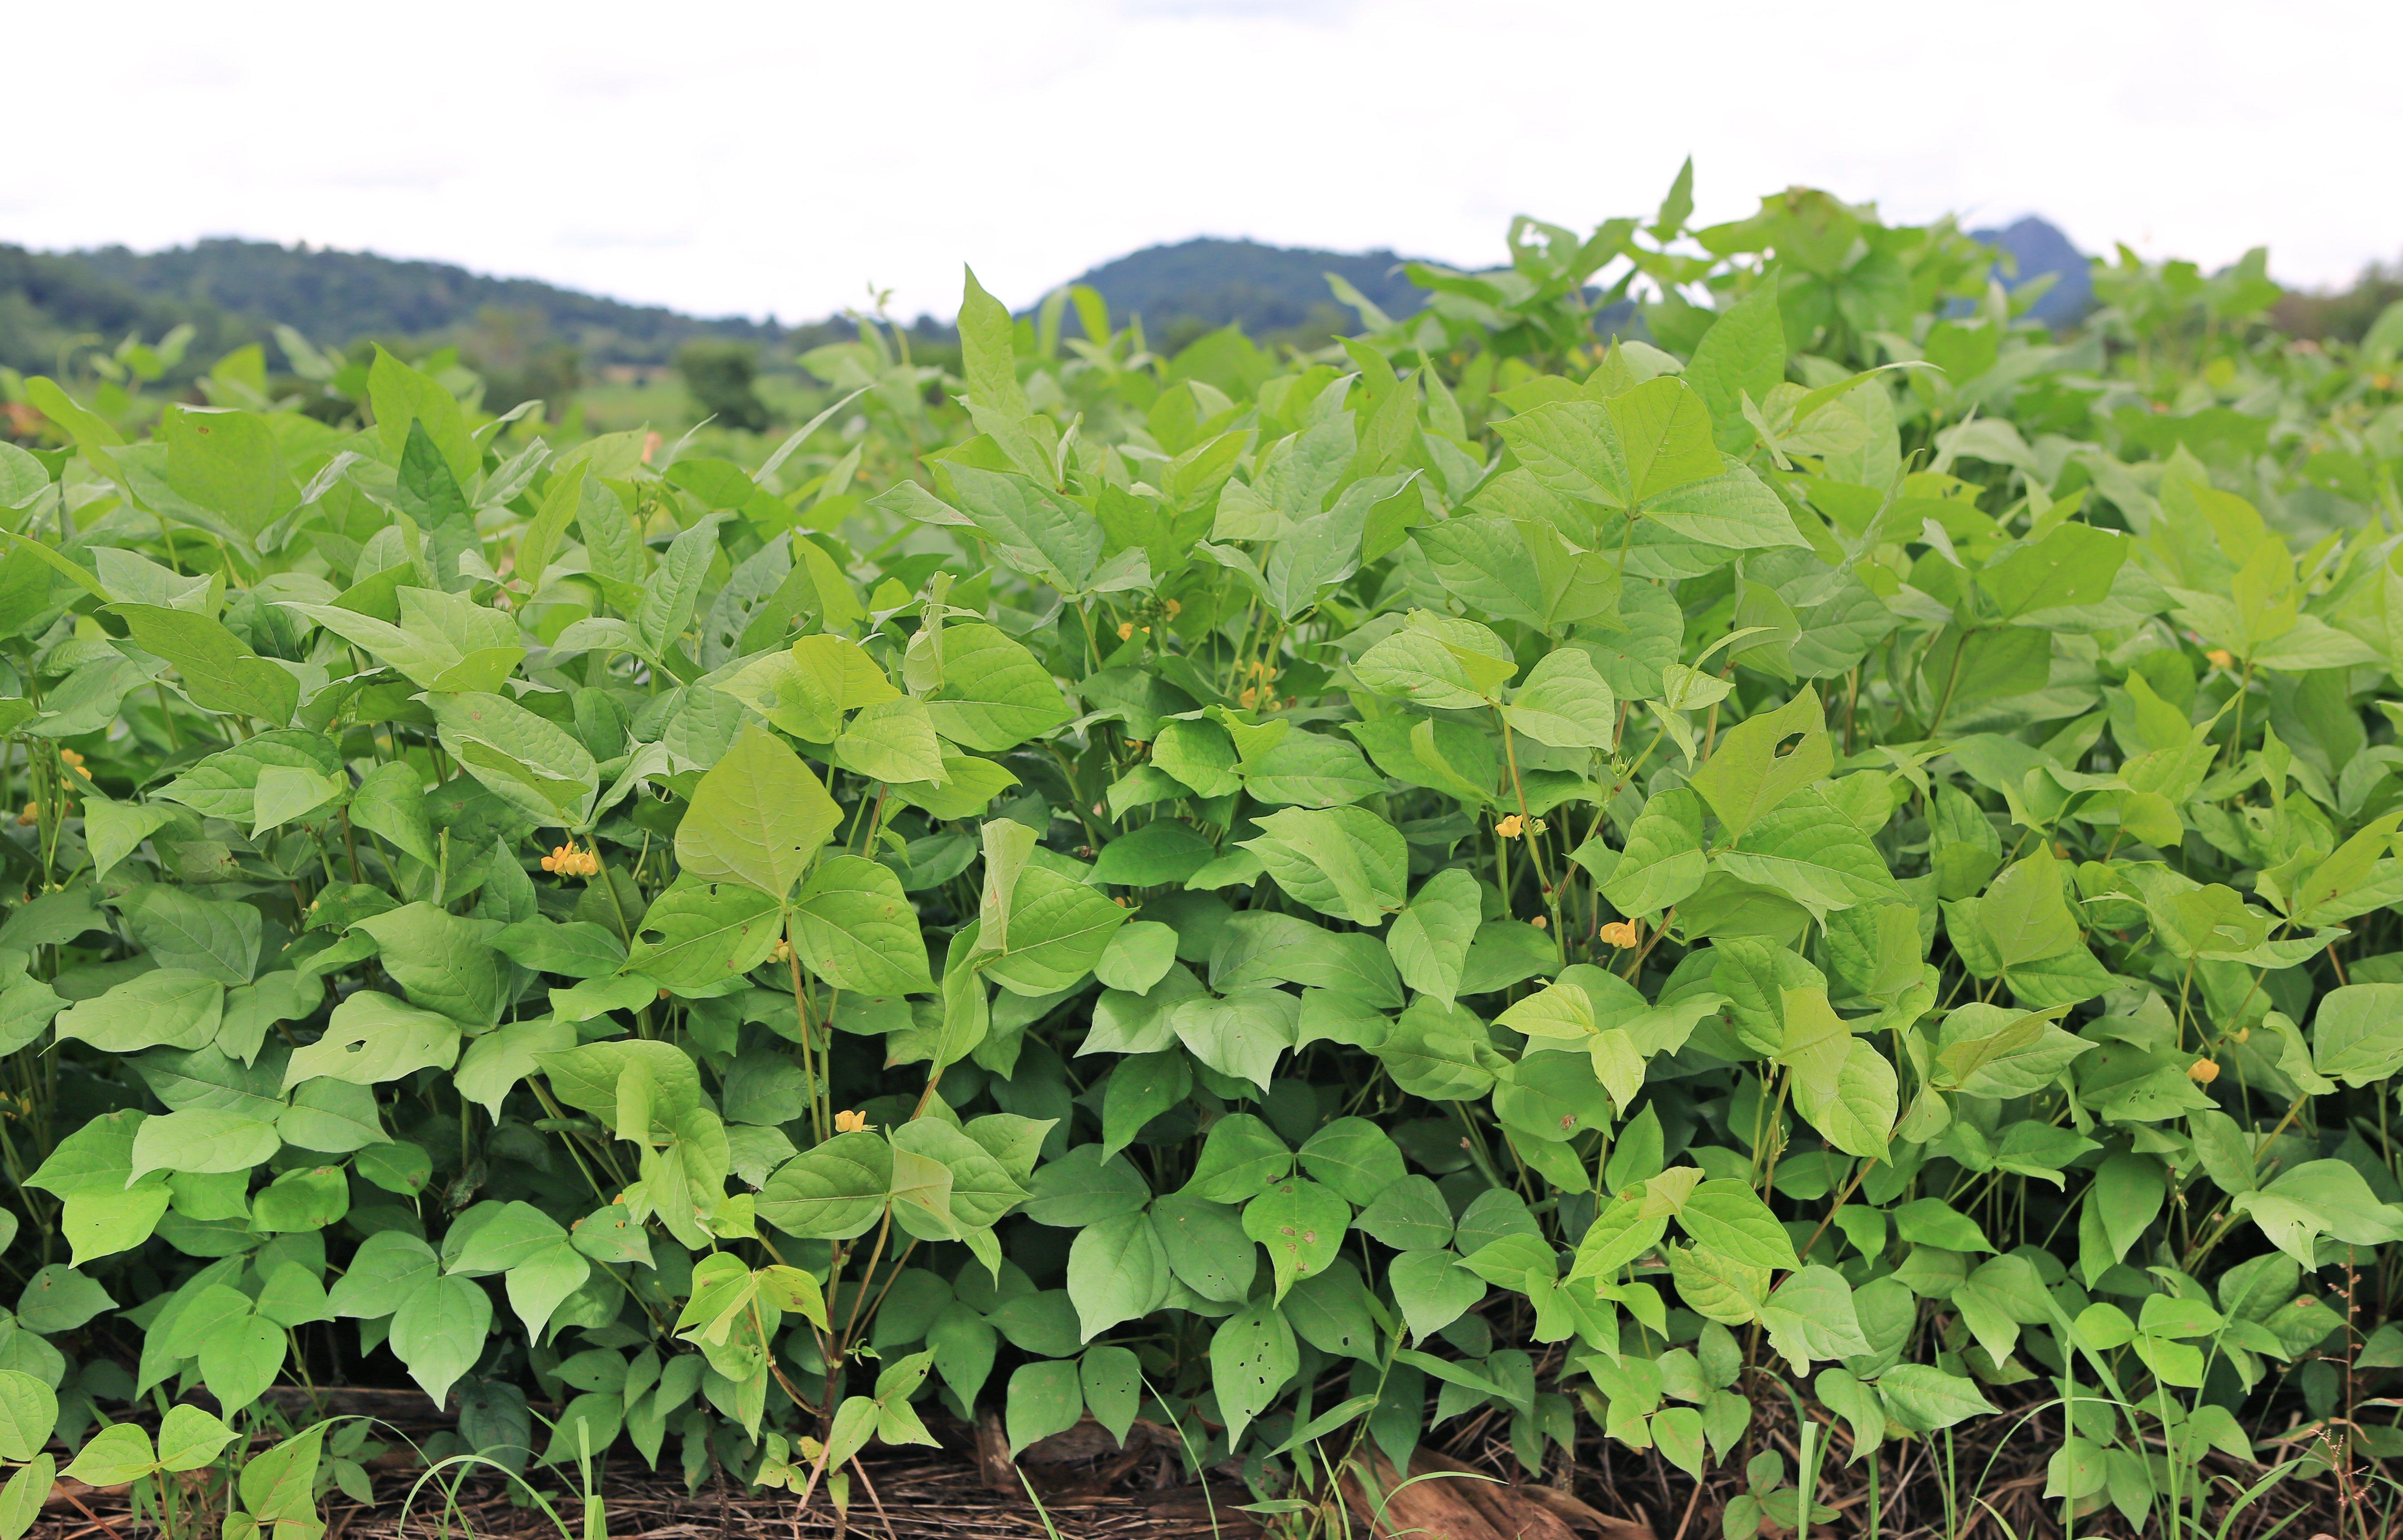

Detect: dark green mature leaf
113,605,297,724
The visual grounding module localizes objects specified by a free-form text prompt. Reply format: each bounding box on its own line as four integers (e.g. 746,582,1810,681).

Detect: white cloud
6,0,2398,322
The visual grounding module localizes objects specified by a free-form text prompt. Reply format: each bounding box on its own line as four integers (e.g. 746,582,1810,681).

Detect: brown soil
26,1380,2363,1540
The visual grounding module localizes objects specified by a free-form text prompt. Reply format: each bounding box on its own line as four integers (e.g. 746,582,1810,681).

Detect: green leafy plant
0,162,2399,1537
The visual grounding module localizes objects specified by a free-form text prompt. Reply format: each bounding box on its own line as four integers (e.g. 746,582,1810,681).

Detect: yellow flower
541,843,601,878
770,939,793,965
2205,649,2234,670
833,1110,869,1133
1117,622,1135,640
1495,815,1525,839
1530,915,1548,930
1598,920,1641,949
2187,1059,2220,1084
13,804,32,828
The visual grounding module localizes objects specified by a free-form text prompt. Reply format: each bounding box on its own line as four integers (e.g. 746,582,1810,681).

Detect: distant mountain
0,237,795,379
73,239,784,365
0,244,251,378
1057,237,1428,342
1971,216,2092,325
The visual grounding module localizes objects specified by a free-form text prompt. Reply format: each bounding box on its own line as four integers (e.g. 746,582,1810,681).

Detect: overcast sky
8,0,2398,323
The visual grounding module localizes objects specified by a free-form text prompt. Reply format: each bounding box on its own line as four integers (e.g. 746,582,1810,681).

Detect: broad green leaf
1296,1118,1408,1206
925,623,1072,751
1388,1251,1486,1340
983,867,1126,997
1099,1052,1188,1159
1608,376,1724,501
112,604,297,724
15,1267,112,1334
1005,1360,1083,1456
115,885,262,984
1933,1004,2092,1097
1876,1364,1996,1433
1240,730,1383,808
1679,1180,1799,1271
831,696,947,784
1066,1211,1171,1341
1080,1345,1143,1445
282,990,461,1089
1152,718,1241,797
636,516,723,655
1980,523,2127,619
1092,822,1217,886
1024,1145,1150,1226
891,1118,1028,1230
791,855,932,994
1243,1177,1351,1300
1683,284,1784,453
1640,466,1808,550
391,1272,492,1407
1715,792,1901,917
1791,1038,1896,1160
1977,849,2082,968
353,902,504,1025
349,760,439,867
1241,806,1407,926
1182,1114,1294,1204
1209,1301,1298,1446
129,1109,280,1180
427,691,599,826
1377,997,1504,1099
1600,788,1707,917
1094,921,1178,994
1357,1176,1453,1251
1415,516,1618,633
623,875,784,991
1352,614,1517,709
948,467,1102,593
54,970,223,1054
369,345,476,486
83,798,170,881
1492,401,1630,507
63,1423,157,1486
1687,690,1830,838
1387,868,1482,1006
1210,912,1401,1005
1505,649,1618,748
2312,984,2403,1086
757,1132,892,1240
1170,988,1299,1090
0,1372,54,1463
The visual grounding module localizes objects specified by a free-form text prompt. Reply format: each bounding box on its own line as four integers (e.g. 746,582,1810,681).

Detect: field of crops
0,177,2400,1540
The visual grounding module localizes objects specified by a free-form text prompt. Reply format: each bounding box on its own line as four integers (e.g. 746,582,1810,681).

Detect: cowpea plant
0,168,2399,1536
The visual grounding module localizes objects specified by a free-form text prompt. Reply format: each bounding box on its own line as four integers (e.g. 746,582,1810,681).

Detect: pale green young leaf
1687,690,1829,838
674,721,837,900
